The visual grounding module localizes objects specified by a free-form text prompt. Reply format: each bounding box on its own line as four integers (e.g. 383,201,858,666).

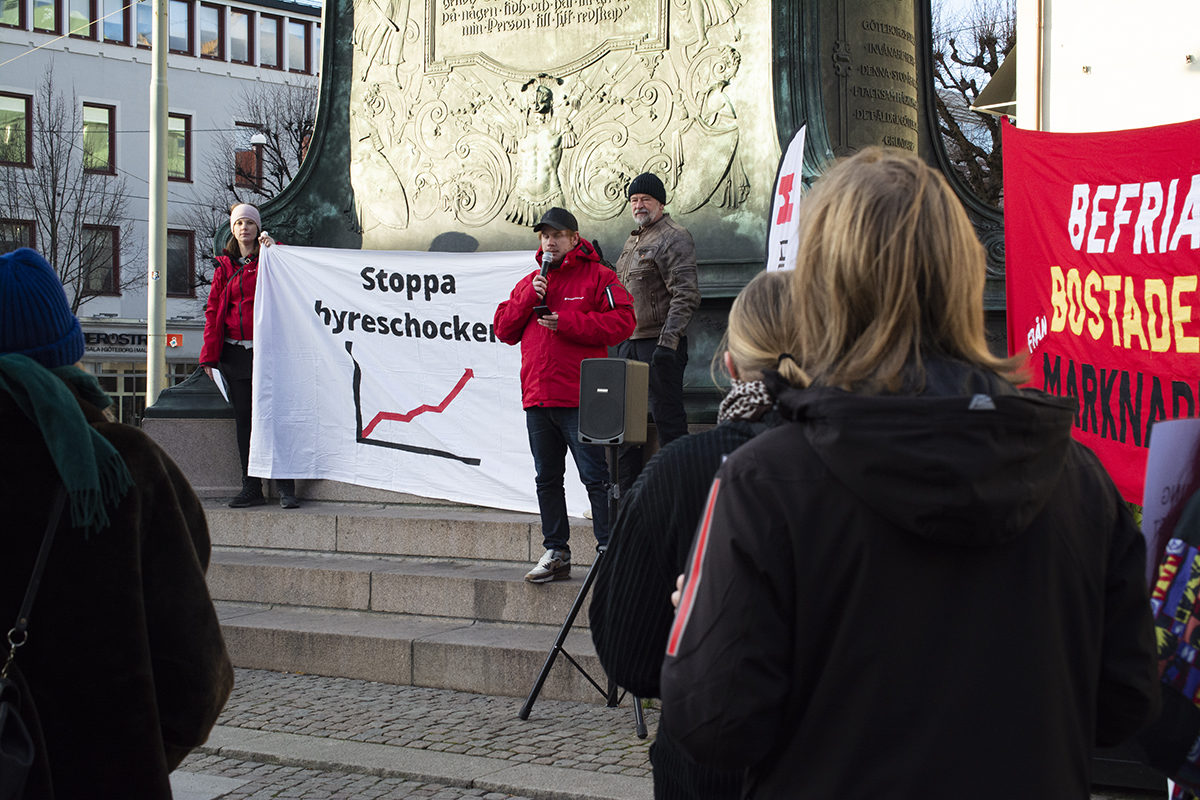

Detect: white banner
249,245,590,515
766,125,806,272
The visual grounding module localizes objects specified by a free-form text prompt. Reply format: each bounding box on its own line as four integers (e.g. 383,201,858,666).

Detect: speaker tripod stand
518,445,647,739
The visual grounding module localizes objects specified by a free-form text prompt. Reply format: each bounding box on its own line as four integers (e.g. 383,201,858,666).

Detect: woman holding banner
659,148,1158,797
200,203,299,509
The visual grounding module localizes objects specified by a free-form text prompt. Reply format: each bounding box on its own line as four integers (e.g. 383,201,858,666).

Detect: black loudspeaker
578,358,648,445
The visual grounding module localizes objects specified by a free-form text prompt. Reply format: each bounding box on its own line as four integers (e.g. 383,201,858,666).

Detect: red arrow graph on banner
362,368,475,438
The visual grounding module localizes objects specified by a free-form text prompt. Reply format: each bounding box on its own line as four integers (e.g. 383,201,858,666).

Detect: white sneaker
524,548,571,583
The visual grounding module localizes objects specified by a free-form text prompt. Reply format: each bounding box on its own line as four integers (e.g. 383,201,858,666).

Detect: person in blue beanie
0,247,233,799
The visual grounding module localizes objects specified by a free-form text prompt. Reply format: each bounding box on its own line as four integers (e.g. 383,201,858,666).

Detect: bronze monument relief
254,0,974,419
348,0,775,256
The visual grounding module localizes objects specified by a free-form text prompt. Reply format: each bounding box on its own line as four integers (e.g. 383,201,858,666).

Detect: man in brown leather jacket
613,172,701,489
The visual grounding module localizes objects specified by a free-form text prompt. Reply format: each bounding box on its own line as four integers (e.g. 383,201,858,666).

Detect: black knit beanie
627,172,667,205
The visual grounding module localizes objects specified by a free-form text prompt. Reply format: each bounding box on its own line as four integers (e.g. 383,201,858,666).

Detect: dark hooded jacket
659,360,1158,799
0,375,234,799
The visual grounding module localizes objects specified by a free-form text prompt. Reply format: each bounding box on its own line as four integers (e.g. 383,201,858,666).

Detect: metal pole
146,0,169,406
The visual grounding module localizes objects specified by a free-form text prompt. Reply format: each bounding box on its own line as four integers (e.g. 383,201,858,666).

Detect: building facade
0,0,320,422
1014,0,1200,131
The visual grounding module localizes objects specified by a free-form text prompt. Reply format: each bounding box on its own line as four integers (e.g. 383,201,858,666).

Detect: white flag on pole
766,125,807,271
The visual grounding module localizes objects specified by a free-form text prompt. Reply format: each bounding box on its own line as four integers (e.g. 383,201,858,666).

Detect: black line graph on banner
346,341,483,466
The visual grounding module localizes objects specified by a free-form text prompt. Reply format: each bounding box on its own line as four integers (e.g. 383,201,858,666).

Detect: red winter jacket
200,254,257,366
494,239,636,408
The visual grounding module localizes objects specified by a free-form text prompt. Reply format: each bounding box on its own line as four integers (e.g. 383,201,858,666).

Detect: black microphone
534,252,554,318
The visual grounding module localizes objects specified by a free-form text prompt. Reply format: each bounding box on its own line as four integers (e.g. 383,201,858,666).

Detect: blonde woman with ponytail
590,269,799,800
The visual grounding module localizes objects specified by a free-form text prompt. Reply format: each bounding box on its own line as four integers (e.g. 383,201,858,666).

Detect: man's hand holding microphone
533,251,558,330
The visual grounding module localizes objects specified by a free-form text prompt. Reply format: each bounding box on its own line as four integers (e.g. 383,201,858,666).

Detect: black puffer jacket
660,362,1158,799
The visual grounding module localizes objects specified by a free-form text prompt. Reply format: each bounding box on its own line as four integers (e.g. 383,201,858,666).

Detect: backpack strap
2,487,68,680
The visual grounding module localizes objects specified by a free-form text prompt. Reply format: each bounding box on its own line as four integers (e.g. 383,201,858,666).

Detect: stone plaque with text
824,0,919,155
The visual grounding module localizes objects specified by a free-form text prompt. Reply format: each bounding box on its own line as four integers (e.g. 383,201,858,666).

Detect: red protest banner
1003,117,1200,505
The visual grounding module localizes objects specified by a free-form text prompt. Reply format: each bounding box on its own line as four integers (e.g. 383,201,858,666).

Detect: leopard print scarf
717,379,774,423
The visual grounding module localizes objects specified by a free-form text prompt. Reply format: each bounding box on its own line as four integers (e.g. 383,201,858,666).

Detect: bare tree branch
182,78,317,289
0,63,139,313
211,80,317,202
931,0,1014,208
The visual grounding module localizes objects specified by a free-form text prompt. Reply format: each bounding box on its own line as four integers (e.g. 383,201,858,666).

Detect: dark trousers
219,343,293,495
525,406,610,552
616,336,689,491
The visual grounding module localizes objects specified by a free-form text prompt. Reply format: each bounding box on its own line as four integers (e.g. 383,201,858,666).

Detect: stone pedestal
142,416,243,498
142,368,243,497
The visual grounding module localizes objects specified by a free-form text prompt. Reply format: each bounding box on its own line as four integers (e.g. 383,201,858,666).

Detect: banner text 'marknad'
1042,352,1198,448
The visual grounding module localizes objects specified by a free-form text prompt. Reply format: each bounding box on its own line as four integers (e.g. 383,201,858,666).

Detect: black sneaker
228,486,266,508
279,493,300,509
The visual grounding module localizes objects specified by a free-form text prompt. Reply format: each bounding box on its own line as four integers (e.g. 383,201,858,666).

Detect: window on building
232,121,262,190
0,93,31,167
83,103,115,173
258,13,281,69
166,229,194,296
33,0,57,32
287,19,309,73
136,1,151,46
0,219,35,252
82,225,119,295
1,0,24,29
69,0,95,37
198,2,222,58
92,361,147,424
101,0,126,42
168,362,197,385
167,113,190,181
168,0,192,53
229,8,250,63
314,24,321,70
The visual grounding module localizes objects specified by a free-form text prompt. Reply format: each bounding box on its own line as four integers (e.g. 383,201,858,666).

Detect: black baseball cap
533,207,579,233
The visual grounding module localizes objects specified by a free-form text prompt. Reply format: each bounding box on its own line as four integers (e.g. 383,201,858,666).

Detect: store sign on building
81,324,200,359
85,330,151,354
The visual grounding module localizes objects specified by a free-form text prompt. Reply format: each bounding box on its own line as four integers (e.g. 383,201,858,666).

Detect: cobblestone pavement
206,668,655,775
177,668,656,799
176,668,1165,800
179,754,535,799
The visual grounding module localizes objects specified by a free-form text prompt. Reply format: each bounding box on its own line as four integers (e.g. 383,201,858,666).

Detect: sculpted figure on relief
503,80,578,227
353,0,412,85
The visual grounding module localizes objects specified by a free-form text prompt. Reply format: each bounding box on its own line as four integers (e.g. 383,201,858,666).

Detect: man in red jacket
494,207,636,583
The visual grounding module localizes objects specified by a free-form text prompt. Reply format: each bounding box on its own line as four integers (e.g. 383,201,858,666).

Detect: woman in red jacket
200,203,298,509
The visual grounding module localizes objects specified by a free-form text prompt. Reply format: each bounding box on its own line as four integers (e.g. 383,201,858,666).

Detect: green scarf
0,354,133,535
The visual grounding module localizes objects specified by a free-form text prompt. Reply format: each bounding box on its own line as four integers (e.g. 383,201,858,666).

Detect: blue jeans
526,406,610,552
